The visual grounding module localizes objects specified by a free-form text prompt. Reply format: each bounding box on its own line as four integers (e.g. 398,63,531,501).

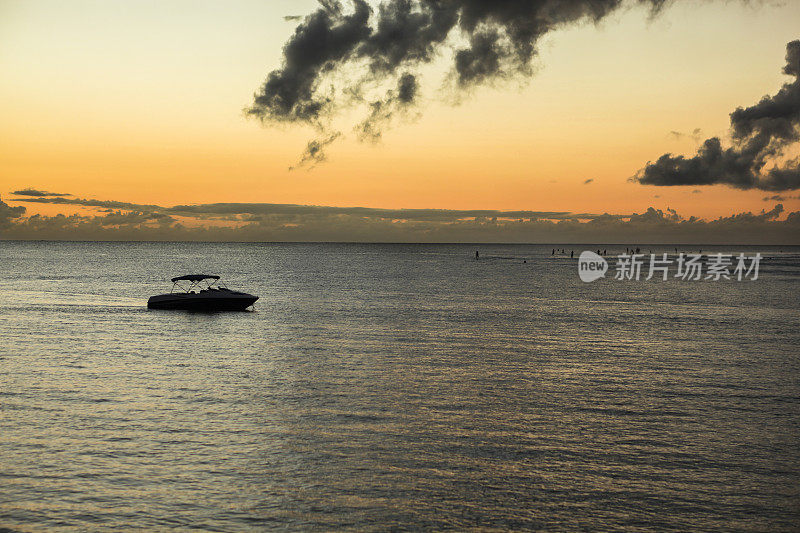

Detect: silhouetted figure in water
552,249,555,255
570,250,574,258
475,250,479,260
603,249,607,255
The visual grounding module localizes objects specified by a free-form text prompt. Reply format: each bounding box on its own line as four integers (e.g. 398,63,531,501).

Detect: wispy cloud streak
12,188,72,197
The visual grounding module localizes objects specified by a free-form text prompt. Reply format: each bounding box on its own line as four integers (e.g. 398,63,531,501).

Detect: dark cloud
284,15,303,22
584,178,594,184
9,195,162,211
246,0,372,125
762,203,783,220
291,132,343,169
357,72,418,142
784,39,800,77
11,188,71,197
763,193,800,201
247,0,678,161
636,40,800,191
0,196,26,227
98,210,175,226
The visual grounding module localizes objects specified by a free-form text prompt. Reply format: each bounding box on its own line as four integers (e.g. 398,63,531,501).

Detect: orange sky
1,0,799,220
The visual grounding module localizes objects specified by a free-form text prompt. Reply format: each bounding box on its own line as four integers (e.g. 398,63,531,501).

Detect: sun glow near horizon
1,0,799,232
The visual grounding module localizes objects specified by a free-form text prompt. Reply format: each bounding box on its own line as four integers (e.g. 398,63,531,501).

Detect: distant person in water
570,251,574,258
476,250,479,260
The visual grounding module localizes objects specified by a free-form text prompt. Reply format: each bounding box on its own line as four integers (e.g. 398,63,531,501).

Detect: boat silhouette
147,274,258,311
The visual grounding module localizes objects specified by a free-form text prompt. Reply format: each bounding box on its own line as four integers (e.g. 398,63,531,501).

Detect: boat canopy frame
171,274,220,283
169,275,228,294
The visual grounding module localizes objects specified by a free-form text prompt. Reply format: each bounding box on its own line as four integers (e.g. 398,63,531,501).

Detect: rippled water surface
1,242,799,531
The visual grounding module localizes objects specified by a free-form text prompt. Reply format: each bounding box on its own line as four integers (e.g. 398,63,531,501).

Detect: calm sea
1,242,799,531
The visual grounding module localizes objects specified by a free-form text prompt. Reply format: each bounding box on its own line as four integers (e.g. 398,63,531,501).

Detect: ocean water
1,241,799,531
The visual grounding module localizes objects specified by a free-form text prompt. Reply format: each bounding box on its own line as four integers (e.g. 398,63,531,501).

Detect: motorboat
147,274,258,311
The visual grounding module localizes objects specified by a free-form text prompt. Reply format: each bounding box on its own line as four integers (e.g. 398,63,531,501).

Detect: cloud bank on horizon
246,0,678,166
635,40,800,191
2,194,797,244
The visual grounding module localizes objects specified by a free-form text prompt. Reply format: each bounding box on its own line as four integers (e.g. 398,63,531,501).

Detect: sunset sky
1,0,799,241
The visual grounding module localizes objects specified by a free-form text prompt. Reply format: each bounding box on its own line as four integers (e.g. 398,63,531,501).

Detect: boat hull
147,292,258,311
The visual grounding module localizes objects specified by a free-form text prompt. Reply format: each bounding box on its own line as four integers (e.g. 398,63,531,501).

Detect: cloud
2,195,798,244
356,72,418,142
165,202,592,222
9,195,162,211
0,196,26,227
635,40,800,191
291,132,343,169
8,194,596,221
584,178,594,185
97,210,175,226
11,188,71,197
763,193,800,201
246,0,679,162
246,1,372,125
284,15,303,22
669,128,703,142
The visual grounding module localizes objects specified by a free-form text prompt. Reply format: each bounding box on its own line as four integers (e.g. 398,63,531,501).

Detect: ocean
1,241,799,531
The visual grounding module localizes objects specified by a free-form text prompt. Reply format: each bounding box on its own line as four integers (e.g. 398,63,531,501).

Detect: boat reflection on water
147,274,258,311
